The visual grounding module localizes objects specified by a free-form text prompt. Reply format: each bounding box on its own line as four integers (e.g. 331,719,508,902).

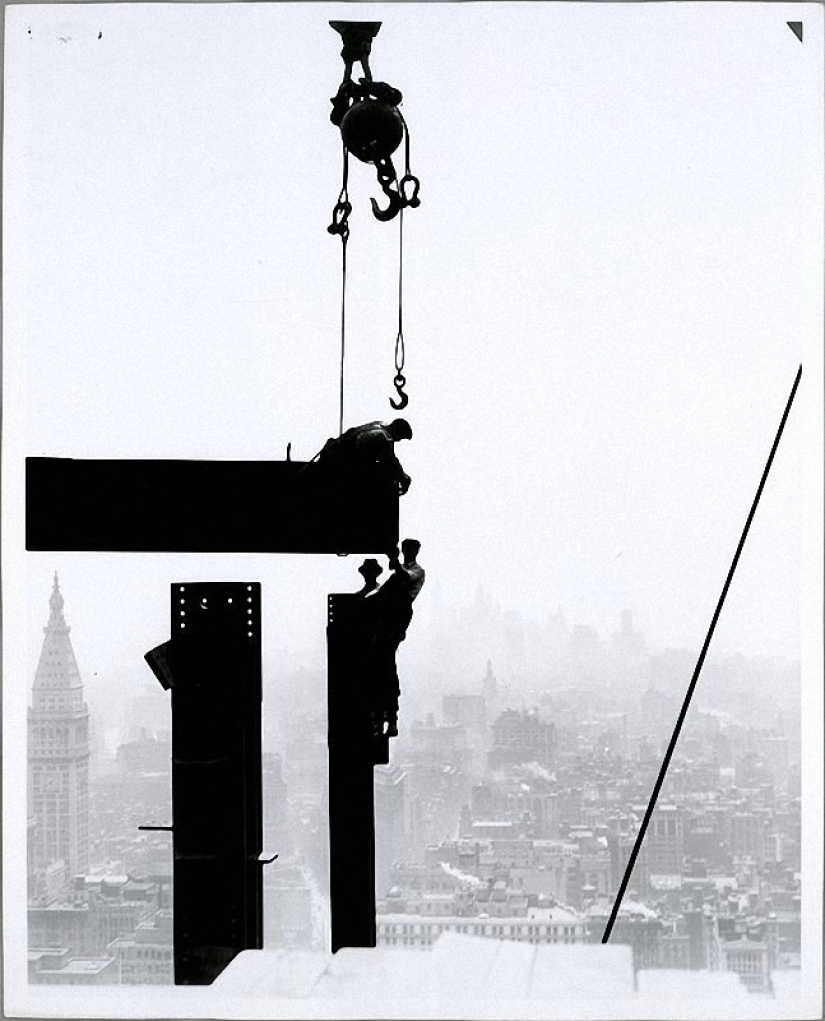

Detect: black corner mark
787,22,803,43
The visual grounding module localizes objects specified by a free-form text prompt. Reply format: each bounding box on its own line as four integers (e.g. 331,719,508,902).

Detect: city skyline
21,568,803,999
21,564,802,759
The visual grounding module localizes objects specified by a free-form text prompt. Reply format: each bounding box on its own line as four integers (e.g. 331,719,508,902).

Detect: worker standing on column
367,538,425,737
355,558,383,597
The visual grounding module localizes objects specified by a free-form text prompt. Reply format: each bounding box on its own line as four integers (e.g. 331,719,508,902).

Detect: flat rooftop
14,936,809,1019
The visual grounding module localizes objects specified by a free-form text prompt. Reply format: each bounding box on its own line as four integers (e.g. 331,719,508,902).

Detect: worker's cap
358,558,384,580
389,418,413,440
401,538,421,555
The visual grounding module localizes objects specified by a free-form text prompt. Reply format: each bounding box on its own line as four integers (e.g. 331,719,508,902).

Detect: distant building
489,710,554,769
115,730,170,776
725,812,766,867
634,805,684,891
28,575,90,888
586,901,663,971
109,909,173,984
481,660,498,703
442,694,490,774
29,949,117,985
27,817,37,900
263,752,290,858
610,610,647,689
760,734,789,784
656,932,691,969
377,903,587,948
266,867,313,948
283,714,327,799
28,874,160,967
721,938,772,993
375,764,408,895
443,694,488,738
684,908,723,971
411,717,469,767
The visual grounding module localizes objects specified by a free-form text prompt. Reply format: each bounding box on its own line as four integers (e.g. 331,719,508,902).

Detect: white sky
3,3,824,1014
4,2,821,665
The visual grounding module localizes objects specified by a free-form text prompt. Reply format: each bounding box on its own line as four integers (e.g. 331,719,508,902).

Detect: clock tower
28,574,90,885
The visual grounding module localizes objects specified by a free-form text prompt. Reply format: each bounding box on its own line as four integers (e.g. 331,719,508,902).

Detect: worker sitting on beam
317,418,413,495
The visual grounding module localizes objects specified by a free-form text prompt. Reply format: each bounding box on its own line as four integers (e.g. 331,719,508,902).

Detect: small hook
390,372,409,410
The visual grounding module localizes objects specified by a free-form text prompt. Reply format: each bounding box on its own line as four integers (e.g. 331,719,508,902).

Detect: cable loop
394,328,405,375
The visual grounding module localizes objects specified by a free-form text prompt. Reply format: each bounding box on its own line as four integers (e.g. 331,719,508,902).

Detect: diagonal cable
602,364,802,943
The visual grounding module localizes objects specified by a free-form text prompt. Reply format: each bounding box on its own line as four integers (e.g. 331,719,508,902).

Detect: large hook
390,372,409,410
371,187,402,222
371,155,402,222
371,170,421,221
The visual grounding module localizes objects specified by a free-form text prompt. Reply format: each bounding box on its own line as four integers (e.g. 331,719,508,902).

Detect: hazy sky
3,3,823,1014
5,3,821,678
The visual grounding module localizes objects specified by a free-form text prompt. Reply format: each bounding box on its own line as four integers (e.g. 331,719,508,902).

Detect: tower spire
48,571,67,630
35,573,81,690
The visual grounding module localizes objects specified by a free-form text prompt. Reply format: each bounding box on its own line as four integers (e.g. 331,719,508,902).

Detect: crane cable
329,125,415,427
339,226,348,437
328,144,351,436
336,146,349,432
390,118,414,411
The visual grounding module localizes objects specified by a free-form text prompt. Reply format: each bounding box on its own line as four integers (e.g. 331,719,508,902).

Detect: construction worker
356,558,383,597
317,419,413,494
366,538,425,737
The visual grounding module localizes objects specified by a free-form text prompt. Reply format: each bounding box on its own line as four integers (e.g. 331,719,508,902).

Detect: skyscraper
28,574,90,887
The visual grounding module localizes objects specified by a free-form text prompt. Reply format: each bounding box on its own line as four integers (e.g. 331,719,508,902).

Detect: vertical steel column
160,582,264,984
327,593,388,952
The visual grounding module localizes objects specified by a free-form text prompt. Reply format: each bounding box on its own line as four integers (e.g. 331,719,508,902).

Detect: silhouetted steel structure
24,17,419,978
327,593,390,952
28,456,401,979
25,457,398,554
145,582,265,984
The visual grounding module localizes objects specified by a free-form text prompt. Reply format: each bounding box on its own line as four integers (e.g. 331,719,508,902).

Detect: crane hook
371,179,402,222
372,170,420,221
370,155,402,222
390,371,408,410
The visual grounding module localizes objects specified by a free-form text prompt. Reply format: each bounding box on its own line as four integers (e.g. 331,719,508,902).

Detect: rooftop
17,936,811,1018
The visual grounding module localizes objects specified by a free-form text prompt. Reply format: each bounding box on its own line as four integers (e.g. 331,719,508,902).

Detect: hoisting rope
339,227,348,437
328,144,351,436
328,116,417,421
389,116,415,411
